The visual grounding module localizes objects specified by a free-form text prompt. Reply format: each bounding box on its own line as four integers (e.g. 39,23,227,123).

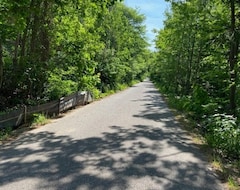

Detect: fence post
86,91,93,103
75,92,78,107
86,92,88,105
59,97,64,114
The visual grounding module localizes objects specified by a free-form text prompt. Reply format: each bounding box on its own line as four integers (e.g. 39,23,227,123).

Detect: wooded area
150,0,240,159
0,0,149,111
0,0,239,162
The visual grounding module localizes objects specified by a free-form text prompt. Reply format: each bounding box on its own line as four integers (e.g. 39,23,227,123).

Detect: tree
0,0,148,110
228,0,239,115
152,0,234,116
95,3,148,90
151,0,240,159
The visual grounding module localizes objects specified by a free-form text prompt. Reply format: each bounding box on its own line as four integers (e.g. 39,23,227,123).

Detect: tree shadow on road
0,81,222,190
0,125,221,190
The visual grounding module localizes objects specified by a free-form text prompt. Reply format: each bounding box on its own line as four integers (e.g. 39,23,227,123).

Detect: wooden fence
0,91,93,129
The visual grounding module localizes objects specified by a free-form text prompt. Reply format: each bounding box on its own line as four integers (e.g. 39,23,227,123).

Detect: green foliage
0,1,148,110
180,85,210,118
31,113,48,127
95,3,148,92
204,114,240,158
151,0,240,160
45,68,78,100
89,88,101,100
0,126,12,141
164,95,189,112
228,176,239,190
165,93,240,159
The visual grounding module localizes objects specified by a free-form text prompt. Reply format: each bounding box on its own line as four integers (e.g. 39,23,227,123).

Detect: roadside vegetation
0,0,149,112
0,0,150,143
31,113,49,127
0,126,12,141
150,0,240,188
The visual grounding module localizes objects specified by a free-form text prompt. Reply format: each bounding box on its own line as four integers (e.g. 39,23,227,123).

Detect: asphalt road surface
0,80,224,190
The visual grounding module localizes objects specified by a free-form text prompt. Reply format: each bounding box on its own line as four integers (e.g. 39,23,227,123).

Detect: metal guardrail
0,91,93,129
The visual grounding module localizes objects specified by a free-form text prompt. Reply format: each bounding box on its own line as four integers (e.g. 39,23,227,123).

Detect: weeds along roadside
161,92,240,190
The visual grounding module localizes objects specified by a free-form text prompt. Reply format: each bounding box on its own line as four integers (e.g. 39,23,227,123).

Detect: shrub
0,126,12,141
88,87,101,100
204,114,240,158
44,68,78,100
31,114,49,127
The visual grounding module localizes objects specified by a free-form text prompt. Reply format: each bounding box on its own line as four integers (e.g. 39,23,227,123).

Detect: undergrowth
162,92,240,189
31,113,49,127
0,127,12,141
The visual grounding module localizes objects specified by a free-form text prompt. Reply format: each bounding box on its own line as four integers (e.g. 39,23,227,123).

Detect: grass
31,113,49,127
0,127,12,141
228,176,239,190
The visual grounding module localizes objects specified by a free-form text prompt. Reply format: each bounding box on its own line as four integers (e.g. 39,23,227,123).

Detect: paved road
0,81,224,190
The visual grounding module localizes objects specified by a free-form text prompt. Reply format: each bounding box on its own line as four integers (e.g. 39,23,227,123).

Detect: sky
123,0,170,50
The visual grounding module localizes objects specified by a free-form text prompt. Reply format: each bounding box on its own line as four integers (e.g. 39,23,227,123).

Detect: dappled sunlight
0,124,220,190
0,81,222,190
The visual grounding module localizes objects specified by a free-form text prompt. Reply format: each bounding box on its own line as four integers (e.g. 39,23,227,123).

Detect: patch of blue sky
124,0,170,51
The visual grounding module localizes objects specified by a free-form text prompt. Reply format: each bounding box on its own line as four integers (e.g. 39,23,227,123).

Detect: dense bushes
204,114,240,158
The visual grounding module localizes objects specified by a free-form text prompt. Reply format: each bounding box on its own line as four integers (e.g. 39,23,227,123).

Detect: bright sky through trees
124,0,170,50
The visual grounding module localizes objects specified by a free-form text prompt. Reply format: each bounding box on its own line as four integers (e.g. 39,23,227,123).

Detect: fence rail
0,91,93,129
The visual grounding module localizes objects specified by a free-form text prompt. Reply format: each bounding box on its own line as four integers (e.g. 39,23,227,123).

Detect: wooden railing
0,91,93,129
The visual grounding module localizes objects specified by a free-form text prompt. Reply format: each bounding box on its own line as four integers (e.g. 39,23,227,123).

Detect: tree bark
186,32,196,94
13,35,20,67
40,0,50,62
0,40,3,89
229,0,239,115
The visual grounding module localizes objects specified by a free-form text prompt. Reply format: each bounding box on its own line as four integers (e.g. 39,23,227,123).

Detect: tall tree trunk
30,14,39,57
229,0,239,115
186,33,196,94
0,41,3,89
40,0,50,63
20,24,29,58
20,0,35,59
13,35,20,67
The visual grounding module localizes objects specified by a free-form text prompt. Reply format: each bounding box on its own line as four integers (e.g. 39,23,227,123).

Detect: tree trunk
229,0,239,115
20,0,34,61
13,35,20,67
40,0,50,62
0,41,3,89
186,32,196,94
